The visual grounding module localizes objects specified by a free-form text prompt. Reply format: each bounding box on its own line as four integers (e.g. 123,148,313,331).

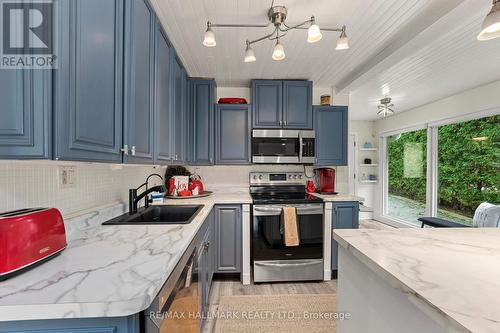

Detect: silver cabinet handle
131,146,136,156
120,145,129,155
279,120,283,126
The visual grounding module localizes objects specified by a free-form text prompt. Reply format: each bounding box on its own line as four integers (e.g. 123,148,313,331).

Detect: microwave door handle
299,132,303,163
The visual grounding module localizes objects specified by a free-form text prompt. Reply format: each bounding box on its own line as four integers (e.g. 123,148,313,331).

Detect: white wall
375,80,500,134
0,161,165,218
217,86,349,106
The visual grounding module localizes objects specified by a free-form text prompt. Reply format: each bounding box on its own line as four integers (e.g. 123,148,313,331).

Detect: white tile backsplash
0,160,166,218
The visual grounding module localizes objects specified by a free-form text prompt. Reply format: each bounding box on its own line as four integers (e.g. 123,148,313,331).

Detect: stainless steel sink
102,205,203,225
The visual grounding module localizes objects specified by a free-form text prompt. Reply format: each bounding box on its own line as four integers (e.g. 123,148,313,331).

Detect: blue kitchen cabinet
314,105,348,166
215,104,251,165
331,202,359,271
215,205,242,273
172,55,185,163
123,0,155,164
188,79,215,165
154,24,174,164
283,80,313,129
0,315,140,333
0,70,52,159
180,67,189,163
252,80,312,129
252,80,283,128
53,0,124,162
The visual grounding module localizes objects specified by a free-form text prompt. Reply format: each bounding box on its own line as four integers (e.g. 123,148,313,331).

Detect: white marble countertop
0,189,251,322
311,193,365,202
333,228,500,333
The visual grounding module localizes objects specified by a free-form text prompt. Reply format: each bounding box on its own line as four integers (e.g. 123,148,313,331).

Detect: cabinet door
251,80,282,128
331,202,359,271
215,104,251,165
283,81,312,129
0,70,51,159
172,56,184,163
179,67,188,163
54,0,123,162
315,106,348,166
189,79,215,165
215,205,242,273
154,26,173,163
123,0,155,164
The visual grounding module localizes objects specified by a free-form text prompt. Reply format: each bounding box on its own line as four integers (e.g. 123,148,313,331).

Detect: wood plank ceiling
151,0,500,120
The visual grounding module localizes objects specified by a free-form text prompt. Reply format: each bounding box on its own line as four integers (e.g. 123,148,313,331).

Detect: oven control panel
250,172,306,185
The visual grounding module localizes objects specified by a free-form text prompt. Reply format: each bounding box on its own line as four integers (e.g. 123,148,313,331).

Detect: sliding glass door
385,129,428,226
380,113,499,227
437,115,500,225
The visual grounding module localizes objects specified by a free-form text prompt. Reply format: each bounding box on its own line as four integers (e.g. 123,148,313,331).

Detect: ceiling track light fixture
203,2,349,63
377,97,395,117
478,0,500,41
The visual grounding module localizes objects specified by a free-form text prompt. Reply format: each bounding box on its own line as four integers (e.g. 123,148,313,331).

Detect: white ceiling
152,0,500,120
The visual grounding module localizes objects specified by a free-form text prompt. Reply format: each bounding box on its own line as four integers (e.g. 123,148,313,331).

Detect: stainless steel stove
250,172,324,283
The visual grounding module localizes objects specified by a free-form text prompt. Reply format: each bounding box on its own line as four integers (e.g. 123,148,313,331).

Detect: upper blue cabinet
252,80,282,128
314,105,348,166
154,24,174,164
123,0,156,164
0,70,52,159
252,80,312,129
215,104,251,165
53,0,124,162
172,56,186,163
189,79,215,165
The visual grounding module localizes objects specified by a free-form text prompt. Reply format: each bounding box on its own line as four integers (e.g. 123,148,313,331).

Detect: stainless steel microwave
252,129,316,164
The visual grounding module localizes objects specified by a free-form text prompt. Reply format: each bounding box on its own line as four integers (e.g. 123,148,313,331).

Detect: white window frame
376,107,500,228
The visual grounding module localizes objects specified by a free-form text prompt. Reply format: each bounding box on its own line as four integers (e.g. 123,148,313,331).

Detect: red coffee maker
314,168,337,194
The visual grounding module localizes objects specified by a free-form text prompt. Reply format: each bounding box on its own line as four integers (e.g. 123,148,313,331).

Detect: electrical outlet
58,166,77,189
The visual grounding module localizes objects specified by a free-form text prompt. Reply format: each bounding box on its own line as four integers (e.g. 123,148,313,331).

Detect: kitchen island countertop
333,228,500,333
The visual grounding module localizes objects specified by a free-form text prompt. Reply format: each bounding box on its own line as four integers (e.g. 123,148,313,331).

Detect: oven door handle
255,260,322,268
253,207,283,216
253,206,324,216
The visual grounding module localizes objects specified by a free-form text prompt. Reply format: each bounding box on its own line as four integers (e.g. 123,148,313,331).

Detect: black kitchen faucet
128,173,167,214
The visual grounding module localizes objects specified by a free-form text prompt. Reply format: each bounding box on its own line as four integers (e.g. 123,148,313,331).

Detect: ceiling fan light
203,26,216,47
307,24,323,43
336,29,349,50
244,44,256,63
272,41,286,61
477,1,500,41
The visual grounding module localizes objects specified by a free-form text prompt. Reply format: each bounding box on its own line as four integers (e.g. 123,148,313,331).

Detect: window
437,115,500,225
380,112,500,227
385,129,428,226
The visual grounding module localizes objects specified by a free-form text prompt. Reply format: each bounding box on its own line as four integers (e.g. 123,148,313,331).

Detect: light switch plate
58,166,77,189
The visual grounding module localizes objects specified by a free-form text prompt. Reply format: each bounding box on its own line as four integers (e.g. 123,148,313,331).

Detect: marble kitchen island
333,228,500,333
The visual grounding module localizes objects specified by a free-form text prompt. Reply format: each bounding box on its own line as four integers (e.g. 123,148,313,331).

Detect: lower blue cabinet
0,315,140,333
215,205,242,273
215,104,251,165
314,106,348,166
331,202,359,271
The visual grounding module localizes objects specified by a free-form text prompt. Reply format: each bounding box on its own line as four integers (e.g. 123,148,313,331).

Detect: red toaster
0,208,67,281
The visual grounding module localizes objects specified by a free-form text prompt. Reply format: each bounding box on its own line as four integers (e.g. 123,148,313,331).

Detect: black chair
418,217,471,228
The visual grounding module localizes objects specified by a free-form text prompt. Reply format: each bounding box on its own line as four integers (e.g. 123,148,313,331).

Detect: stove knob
299,175,303,179
293,175,298,179
288,174,292,179
253,175,258,180
259,175,263,180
